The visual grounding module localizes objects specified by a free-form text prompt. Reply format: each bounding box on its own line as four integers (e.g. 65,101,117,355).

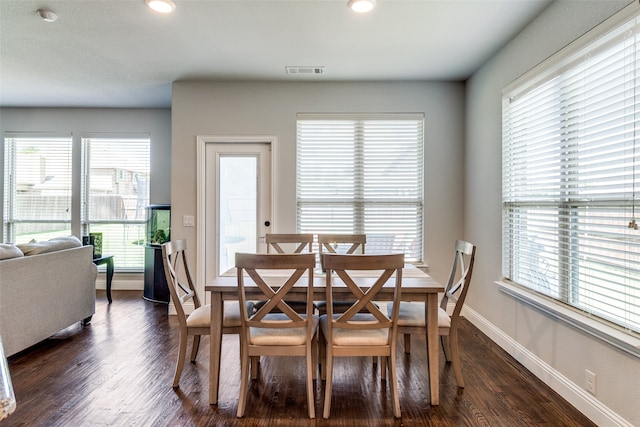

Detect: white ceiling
0,0,552,109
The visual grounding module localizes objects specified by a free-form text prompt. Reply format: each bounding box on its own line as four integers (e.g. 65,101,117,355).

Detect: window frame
296,113,425,263
3,132,74,243
501,1,640,351
81,134,151,272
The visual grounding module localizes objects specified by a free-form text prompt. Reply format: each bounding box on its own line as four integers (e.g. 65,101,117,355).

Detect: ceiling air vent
285,66,324,75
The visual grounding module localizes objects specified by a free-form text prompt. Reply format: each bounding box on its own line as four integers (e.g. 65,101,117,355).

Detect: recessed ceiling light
37,9,58,23
348,0,376,13
146,0,176,13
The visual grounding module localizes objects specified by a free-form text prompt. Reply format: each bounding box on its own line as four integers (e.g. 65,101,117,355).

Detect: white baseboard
95,274,143,291
462,306,632,427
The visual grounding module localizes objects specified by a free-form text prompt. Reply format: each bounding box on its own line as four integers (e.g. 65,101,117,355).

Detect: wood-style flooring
6,290,595,426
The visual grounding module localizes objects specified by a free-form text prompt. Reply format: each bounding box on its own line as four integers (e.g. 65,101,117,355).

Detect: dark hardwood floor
6,291,595,427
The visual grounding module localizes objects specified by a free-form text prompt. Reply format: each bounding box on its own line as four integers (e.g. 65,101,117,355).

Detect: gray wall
4,3,639,421
465,1,639,425
171,81,465,286
0,107,171,247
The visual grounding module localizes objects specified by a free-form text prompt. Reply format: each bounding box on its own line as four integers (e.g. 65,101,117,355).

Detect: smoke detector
37,9,58,22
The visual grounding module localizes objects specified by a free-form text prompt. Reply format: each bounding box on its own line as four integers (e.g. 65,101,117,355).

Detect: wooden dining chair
390,239,476,388
235,252,318,418
161,239,249,388
265,233,314,254
316,234,366,315
318,233,366,258
261,233,316,314
320,253,404,419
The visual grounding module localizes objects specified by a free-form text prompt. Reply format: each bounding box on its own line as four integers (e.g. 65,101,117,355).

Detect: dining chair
260,233,316,314
235,252,318,418
316,234,366,315
320,253,404,419
265,233,314,254
390,239,476,388
318,233,366,258
161,239,248,388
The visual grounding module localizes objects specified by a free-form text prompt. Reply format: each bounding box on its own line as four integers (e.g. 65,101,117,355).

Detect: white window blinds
3,133,73,243
82,135,150,270
297,114,424,262
502,7,640,335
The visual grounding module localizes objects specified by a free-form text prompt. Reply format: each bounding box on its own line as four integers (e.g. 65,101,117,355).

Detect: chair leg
312,336,318,381
190,335,201,362
388,353,401,418
172,332,188,388
448,329,464,388
251,356,260,379
380,356,387,381
403,333,411,354
319,330,327,381
306,343,316,418
322,349,334,419
237,343,250,417
441,335,452,362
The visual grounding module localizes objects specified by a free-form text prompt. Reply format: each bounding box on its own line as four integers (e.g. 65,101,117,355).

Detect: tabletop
205,264,443,300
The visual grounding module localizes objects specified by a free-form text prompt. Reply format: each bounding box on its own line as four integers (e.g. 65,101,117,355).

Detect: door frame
196,135,276,301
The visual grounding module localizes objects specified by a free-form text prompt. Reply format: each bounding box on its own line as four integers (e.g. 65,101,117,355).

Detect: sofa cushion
17,236,82,256
0,243,24,260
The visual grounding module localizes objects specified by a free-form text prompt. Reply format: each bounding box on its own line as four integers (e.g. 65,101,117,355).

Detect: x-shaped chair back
162,239,201,326
236,253,316,328
318,233,366,255
440,240,476,319
265,233,314,254
323,253,404,333
318,234,366,271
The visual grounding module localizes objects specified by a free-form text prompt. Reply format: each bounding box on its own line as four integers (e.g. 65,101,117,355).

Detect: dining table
205,264,445,406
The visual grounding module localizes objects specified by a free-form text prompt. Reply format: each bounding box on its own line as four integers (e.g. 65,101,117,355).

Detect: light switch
183,215,194,227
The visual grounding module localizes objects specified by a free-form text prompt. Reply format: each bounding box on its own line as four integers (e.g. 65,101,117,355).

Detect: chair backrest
323,253,404,340
161,239,201,328
235,253,316,336
265,233,314,254
441,240,476,322
318,234,366,255
318,234,366,270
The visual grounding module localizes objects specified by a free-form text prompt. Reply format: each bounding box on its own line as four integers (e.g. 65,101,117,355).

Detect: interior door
205,142,272,280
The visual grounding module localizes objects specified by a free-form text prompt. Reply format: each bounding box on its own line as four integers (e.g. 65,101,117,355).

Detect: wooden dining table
205,264,445,406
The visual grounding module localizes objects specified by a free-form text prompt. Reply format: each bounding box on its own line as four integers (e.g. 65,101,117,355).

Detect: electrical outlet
585,369,596,395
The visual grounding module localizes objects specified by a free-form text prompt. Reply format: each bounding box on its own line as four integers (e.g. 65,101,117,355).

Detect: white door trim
196,135,276,302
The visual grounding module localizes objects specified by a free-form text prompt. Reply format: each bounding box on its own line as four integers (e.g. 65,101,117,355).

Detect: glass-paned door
205,143,272,279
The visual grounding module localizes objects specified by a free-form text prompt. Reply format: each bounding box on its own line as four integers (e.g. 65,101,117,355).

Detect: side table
93,255,114,303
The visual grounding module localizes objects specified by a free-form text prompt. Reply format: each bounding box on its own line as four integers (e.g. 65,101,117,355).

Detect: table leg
426,294,439,405
105,257,114,304
209,293,224,405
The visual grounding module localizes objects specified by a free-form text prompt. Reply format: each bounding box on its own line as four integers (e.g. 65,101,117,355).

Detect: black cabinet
143,204,171,303
144,246,169,303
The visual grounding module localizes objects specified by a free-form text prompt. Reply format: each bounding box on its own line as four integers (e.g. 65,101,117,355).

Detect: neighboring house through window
3,133,73,243
82,135,150,270
2,132,150,271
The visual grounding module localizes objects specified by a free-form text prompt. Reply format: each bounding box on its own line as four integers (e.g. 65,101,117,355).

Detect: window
502,5,640,335
82,135,150,270
3,133,73,243
296,114,424,262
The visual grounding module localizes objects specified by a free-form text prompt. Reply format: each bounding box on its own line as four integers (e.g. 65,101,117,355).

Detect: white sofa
0,242,97,357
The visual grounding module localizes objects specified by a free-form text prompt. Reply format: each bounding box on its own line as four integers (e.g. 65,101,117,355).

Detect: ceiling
0,0,552,109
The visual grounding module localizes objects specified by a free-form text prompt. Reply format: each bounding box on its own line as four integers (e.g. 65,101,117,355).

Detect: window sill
496,280,640,359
